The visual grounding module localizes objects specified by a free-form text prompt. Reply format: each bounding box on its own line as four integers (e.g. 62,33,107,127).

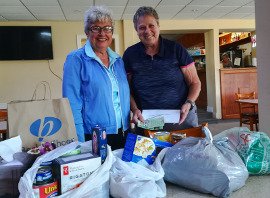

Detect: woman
123,6,201,131
221,53,234,68
62,6,130,150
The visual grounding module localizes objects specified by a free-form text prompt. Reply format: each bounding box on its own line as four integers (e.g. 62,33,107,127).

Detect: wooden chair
0,109,7,141
235,91,258,131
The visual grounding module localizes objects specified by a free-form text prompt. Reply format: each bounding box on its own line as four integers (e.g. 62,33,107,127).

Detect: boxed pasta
53,152,101,195
122,133,156,166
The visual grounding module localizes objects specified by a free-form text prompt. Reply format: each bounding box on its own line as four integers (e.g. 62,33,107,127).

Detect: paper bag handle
31,81,52,100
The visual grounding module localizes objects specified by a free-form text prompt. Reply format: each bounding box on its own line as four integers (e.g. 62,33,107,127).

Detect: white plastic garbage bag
162,127,249,198
18,141,115,198
110,149,166,198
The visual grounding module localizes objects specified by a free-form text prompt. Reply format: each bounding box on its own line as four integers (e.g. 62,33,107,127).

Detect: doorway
161,33,207,110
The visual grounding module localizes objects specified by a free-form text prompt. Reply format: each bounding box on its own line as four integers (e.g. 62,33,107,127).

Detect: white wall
204,29,222,118
0,21,124,103
255,0,270,134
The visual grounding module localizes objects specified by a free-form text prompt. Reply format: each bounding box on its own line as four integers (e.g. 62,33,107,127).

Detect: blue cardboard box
122,133,156,165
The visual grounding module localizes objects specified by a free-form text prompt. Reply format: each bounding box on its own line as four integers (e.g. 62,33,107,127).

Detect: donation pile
4,122,270,198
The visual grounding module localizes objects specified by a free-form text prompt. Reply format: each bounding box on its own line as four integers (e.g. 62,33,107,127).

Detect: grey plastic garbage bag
162,127,248,198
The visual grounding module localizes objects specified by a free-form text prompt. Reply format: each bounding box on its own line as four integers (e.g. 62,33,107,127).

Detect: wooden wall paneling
220,68,257,119
196,69,207,109
177,33,205,48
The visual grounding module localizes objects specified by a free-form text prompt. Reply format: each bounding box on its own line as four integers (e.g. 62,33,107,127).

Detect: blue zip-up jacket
62,40,130,142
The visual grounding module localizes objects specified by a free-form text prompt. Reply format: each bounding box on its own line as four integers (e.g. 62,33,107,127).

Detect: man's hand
132,109,144,124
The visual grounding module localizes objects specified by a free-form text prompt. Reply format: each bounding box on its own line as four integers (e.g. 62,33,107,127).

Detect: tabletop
236,99,258,105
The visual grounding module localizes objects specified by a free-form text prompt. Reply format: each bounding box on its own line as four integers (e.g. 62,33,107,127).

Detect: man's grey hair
84,5,114,33
133,6,159,30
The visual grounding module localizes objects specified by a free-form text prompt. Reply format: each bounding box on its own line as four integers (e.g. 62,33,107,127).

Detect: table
235,99,258,131
0,109,7,140
236,99,258,105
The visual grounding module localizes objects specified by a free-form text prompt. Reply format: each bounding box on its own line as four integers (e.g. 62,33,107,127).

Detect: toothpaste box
122,133,156,165
92,126,107,163
53,152,101,195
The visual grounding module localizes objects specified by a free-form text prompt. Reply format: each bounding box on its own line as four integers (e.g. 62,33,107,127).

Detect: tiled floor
166,175,270,198
165,120,270,198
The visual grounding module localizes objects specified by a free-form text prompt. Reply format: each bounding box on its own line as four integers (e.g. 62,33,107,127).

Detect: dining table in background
236,99,258,105
235,98,259,131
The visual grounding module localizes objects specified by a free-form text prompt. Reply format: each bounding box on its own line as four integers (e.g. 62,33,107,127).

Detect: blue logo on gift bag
30,117,62,142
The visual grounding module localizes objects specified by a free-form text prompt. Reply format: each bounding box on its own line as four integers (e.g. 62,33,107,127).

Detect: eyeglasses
89,26,113,34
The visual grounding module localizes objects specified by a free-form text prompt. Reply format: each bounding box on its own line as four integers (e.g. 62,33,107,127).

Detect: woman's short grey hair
222,53,229,58
84,5,113,33
133,6,159,30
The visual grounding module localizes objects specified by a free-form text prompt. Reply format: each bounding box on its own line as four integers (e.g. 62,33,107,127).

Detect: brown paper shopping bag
7,81,77,150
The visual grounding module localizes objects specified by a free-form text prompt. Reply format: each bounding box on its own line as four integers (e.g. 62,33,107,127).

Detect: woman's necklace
96,51,109,67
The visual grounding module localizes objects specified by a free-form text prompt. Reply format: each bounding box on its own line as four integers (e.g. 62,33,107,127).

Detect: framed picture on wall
76,34,87,49
76,34,119,53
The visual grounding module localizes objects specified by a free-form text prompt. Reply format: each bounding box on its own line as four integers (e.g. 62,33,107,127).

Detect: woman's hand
132,109,144,124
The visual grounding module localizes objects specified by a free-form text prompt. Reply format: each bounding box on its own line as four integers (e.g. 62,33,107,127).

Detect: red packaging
33,181,58,198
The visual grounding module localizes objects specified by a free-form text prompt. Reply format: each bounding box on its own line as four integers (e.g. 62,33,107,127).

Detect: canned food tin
33,181,58,198
40,160,53,167
171,133,186,144
154,131,170,142
34,166,53,186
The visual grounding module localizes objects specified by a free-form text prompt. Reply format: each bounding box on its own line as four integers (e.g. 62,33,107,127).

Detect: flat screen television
0,26,53,60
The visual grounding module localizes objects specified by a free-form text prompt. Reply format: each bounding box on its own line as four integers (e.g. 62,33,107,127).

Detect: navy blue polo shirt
123,36,194,110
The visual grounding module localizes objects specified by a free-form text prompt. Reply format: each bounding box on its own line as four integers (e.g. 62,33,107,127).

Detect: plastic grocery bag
18,141,115,198
162,127,248,198
110,149,166,198
214,127,270,175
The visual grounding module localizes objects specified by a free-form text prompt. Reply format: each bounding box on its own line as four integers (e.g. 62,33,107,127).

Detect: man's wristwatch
185,99,195,111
